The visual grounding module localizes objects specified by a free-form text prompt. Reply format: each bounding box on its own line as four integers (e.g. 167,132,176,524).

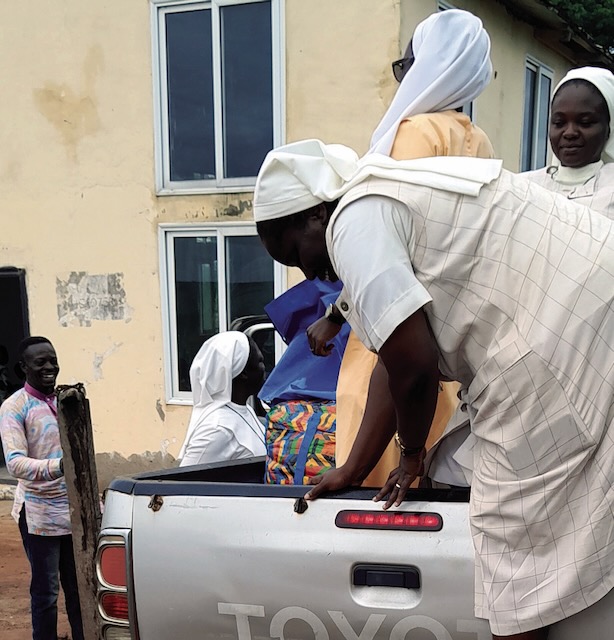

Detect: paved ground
0,500,71,640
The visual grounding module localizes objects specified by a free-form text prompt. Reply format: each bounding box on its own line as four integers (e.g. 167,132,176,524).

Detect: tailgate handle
353,564,420,589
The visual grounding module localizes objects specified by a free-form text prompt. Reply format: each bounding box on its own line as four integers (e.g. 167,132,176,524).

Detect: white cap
253,140,358,222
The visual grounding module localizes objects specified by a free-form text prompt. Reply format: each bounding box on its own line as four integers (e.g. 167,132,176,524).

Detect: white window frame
159,222,286,403
151,0,285,195
521,57,553,171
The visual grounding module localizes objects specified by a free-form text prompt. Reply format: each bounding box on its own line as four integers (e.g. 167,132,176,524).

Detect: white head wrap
552,66,614,163
179,331,250,459
253,139,502,222
370,9,492,155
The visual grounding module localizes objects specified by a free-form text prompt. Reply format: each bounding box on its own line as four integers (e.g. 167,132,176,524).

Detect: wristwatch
324,303,346,326
394,433,424,457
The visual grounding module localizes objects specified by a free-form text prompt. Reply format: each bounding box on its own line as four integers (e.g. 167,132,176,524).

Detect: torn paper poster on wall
56,272,130,327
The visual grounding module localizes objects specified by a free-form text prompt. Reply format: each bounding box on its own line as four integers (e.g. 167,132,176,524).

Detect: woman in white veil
179,331,266,466
370,8,493,156
523,66,614,219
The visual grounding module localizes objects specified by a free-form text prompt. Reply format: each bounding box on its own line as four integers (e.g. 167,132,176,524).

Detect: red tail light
100,546,127,588
97,533,134,637
101,592,130,620
336,510,442,531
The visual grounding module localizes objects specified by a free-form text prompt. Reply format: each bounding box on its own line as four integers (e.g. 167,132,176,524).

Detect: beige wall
0,0,403,478
285,0,400,153
0,0,582,483
0,1,258,475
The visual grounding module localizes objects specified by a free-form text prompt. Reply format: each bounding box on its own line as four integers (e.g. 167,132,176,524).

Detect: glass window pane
536,74,552,169
225,235,275,373
166,9,215,182
221,2,273,178
174,237,219,392
225,236,274,324
521,66,537,171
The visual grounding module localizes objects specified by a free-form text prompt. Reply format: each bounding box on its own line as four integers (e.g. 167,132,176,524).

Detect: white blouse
179,402,266,466
329,194,431,353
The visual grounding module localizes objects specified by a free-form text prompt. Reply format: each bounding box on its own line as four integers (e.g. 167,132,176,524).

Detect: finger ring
395,483,401,489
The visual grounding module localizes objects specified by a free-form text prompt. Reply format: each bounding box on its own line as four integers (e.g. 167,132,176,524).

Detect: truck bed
100,457,611,639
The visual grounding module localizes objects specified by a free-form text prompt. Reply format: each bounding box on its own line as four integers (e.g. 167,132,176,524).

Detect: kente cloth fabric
179,331,250,460
265,400,336,485
259,279,350,405
370,9,492,155
552,66,614,163
253,139,502,222
0,387,67,535
328,171,614,635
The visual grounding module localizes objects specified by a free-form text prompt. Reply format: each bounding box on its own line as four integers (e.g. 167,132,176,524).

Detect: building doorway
0,268,30,469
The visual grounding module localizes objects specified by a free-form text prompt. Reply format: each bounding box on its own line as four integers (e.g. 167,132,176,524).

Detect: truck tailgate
130,492,489,640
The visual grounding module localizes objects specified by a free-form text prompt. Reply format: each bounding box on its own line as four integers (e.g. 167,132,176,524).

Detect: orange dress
335,111,494,485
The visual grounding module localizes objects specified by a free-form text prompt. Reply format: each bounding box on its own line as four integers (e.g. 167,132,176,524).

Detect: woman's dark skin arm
306,315,341,356
375,309,440,508
305,308,439,506
305,358,395,499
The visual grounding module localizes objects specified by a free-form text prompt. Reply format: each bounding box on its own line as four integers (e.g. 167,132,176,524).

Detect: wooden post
57,383,101,640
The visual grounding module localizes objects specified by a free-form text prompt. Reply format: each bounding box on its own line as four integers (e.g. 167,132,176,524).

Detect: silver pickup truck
95,457,613,640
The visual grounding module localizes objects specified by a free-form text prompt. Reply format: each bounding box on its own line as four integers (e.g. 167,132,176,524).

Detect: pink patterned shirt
0,384,69,535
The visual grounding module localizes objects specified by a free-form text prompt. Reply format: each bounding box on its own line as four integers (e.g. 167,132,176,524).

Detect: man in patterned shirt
0,336,84,640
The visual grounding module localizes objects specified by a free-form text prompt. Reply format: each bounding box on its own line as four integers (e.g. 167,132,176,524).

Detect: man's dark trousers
18,507,84,640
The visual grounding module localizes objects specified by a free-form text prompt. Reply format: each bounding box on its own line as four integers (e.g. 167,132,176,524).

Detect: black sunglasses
392,55,415,83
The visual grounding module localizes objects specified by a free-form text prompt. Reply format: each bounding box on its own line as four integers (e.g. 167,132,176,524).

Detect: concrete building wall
0,1,261,481
0,0,583,487
285,0,400,153
0,0,402,485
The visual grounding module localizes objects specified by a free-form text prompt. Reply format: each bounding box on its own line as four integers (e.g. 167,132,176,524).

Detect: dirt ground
0,500,70,640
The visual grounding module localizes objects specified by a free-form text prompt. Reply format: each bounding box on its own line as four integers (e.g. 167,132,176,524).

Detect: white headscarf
253,139,502,222
179,331,250,459
369,9,492,155
552,66,614,163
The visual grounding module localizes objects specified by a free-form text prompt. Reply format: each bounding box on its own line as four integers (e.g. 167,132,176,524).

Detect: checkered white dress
335,171,614,635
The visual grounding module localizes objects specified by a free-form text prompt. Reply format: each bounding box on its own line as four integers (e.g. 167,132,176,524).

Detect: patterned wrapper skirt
265,400,336,484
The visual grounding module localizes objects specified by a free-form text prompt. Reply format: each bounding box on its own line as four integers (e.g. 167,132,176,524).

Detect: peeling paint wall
0,0,577,467
56,272,129,327
95,451,177,493
0,0,196,459
0,0,402,463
